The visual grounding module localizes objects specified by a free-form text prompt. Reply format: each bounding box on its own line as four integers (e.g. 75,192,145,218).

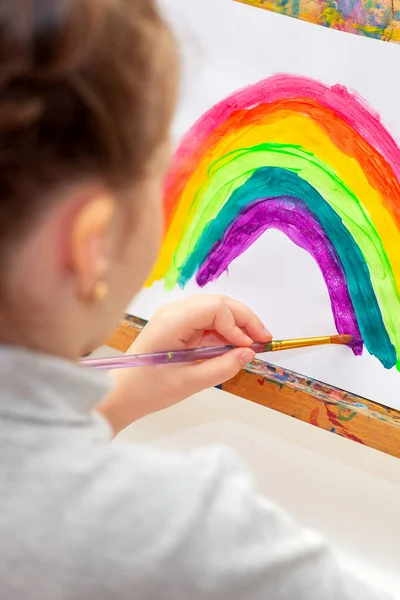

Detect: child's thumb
190,348,255,391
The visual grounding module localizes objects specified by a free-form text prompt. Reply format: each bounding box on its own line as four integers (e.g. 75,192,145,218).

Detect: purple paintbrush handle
82,342,267,370
82,344,235,370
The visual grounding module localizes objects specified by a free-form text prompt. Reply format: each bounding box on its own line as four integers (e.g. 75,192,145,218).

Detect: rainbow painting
147,74,400,371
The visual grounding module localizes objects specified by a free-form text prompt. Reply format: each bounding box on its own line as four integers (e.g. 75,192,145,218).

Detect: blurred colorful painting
235,0,400,42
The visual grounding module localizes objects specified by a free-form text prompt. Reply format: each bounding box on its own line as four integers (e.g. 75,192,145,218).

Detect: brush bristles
331,334,354,345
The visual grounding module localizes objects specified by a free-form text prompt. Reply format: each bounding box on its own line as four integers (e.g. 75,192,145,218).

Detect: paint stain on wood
310,407,320,426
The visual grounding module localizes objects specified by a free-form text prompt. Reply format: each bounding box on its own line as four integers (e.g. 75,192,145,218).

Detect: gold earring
93,281,109,302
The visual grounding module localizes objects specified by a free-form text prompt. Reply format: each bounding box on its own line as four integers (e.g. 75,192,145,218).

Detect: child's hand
133,294,271,368
98,296,271,434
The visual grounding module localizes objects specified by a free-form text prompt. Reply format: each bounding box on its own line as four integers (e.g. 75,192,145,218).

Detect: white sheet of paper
129,0,400,409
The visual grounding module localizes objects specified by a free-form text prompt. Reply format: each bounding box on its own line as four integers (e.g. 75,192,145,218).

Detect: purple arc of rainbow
197,195,363,355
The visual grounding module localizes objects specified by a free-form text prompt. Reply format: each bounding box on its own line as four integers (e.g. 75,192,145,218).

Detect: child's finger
185,348,255,392
153,296,254,348
132,295,270,353
212,302,254,347
222,296,272,342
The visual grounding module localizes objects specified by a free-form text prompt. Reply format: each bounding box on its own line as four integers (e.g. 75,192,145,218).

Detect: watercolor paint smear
234,0,400,44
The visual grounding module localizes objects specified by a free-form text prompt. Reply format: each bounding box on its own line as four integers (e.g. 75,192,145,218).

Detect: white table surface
95,346,400,596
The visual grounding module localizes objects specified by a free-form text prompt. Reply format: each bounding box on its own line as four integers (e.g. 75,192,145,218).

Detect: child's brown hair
0,0,175,243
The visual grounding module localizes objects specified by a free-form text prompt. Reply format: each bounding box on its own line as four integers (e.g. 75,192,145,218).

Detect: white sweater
0,346,393,599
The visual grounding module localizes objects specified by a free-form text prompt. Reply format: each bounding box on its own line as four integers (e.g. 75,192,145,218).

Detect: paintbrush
82,334,354,370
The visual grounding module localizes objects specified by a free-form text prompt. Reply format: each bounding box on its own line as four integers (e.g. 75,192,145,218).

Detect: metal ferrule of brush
270,336,332,351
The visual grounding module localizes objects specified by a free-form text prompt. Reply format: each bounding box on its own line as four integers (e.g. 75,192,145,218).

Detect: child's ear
70,194,117,301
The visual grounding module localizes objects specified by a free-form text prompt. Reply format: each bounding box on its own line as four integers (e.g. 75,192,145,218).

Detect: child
0,1,393,598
